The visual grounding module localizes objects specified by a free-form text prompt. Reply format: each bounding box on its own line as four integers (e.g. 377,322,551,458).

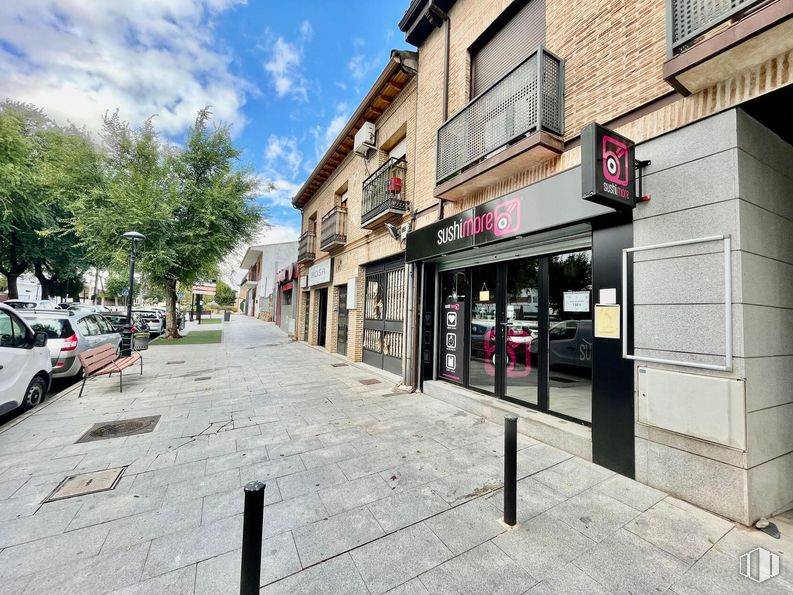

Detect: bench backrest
79,343,117,374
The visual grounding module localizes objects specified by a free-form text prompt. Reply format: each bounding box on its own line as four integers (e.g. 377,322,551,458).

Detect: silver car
133,309,165,336
20,310,121,378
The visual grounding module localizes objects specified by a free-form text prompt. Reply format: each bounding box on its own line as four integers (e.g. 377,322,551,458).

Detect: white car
0,303,51,415
4,299,59,310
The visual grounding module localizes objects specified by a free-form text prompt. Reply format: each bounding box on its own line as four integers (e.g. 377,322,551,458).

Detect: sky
0,0,411,282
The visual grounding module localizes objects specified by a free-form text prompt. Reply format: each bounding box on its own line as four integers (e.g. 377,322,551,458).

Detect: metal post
504,415,518,526
240,481,265,595
121,242,137,357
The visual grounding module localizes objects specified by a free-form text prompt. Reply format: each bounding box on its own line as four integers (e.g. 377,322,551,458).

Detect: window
0,311,28,348
96,316,114,334
25,318,72,339
469,0,546,97
549,321,578,341
388,137,407,160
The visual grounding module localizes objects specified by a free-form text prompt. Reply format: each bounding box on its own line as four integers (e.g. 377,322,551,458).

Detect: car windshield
5,301,37,309
23,317,73,339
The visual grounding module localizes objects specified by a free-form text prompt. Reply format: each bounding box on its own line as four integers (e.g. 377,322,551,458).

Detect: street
0,316,790,594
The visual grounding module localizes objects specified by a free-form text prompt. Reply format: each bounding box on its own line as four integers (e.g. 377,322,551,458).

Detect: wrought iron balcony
320,206,347,251
668,0,764,56
436,46,564,185
361,157,409,229
297,230,315,264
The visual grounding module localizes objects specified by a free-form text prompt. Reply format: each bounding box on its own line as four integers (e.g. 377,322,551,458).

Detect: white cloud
0,0,251,137
264,134,302,178
347,37,379,88
309,102,350,163
262,21,313,102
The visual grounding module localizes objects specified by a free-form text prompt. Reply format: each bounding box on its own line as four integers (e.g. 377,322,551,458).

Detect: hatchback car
20,310,121,379
133,309,165,336
67,303,112,313
4,299,59,310
0,303,51,414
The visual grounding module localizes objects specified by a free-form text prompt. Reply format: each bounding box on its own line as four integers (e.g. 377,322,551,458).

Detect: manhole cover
42,467,125,503
195,376,211,381
166,361,185,365
359,379,381,385
76,415,161,443
331,363,348,367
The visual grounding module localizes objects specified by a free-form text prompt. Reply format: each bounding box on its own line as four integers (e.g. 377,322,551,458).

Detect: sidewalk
0,315,790,594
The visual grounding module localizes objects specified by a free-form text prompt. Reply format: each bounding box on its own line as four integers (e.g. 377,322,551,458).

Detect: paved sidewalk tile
0,316,786,595
351,522,453,594
419,541,536,595
260,554,368,595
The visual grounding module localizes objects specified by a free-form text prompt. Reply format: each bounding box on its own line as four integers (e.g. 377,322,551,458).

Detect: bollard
240,481,265,595
504,415,518,526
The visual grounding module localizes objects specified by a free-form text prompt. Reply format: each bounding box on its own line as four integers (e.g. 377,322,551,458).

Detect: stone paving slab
0,316,790,594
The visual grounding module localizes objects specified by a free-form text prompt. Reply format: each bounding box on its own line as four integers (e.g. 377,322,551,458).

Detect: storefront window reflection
547,250,592,422
505,258,539,405
469,266,496,393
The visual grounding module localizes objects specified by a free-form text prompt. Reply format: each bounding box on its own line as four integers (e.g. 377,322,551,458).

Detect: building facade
293,51,419,378
292,0,793,525
399,0,793,525
239,241,298,320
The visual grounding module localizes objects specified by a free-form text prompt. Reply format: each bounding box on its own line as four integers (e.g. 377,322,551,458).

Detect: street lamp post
121,231,145,356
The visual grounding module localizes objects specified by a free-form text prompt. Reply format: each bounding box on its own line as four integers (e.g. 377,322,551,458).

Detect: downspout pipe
438,6,450,220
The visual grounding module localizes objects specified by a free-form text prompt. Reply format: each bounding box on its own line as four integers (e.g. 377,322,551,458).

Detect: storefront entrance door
363,257,405,375
337,285,348,356
317,288,328,347
439,250,593,423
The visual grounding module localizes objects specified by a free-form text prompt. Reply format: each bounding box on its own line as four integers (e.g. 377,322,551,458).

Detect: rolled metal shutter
471,0,546,97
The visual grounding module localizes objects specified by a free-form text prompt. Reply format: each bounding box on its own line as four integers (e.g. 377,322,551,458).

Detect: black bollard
240,481,265,595
504,415,517,526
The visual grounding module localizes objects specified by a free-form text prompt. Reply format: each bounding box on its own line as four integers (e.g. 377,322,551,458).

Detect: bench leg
78,374,88,398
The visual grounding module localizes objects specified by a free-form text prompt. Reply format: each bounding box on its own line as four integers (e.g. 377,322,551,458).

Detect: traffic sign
121,287,129,297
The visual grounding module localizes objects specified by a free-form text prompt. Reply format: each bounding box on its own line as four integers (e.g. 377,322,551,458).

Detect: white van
0,303,52,415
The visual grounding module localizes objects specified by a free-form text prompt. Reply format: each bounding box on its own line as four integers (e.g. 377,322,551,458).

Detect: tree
0,101,103,298
215,280,236,306
73,109,264,338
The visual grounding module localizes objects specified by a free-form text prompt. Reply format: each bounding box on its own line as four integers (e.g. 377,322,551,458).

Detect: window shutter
471,0,546,97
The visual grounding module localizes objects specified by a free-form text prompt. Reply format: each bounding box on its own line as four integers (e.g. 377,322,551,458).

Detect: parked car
0,303,51,414
4,299,59,310
67,303,112,313
20,310,121,379
133,309,165,336
101,312,150,334
151,307,185,331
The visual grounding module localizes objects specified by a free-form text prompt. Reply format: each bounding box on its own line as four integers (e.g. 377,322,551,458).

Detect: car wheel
22,376,47,411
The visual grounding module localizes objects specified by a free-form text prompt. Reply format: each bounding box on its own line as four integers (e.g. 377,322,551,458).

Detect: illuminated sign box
581,123,636,211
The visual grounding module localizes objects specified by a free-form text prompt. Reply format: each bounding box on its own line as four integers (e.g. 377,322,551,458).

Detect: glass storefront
439,249,592,423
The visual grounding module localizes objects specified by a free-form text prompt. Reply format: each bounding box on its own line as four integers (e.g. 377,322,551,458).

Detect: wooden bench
78,343,143,398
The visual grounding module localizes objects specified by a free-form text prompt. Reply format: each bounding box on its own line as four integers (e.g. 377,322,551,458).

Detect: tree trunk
6,274,19,299
33,262,51,300
164,278,181,339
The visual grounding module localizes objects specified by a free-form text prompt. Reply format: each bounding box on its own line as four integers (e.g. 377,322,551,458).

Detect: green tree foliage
74,109,264,338
0,101,102,298
214,280,236,306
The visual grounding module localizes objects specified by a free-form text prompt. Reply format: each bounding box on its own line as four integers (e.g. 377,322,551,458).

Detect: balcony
664,0,793,95
320,206,347,251
434,46,565,201
297,231,316,264
361,157,409,229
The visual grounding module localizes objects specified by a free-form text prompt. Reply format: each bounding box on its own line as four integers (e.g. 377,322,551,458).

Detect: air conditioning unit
354,122,376,156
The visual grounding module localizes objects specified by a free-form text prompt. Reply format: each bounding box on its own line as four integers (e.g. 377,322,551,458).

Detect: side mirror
33,332,48,348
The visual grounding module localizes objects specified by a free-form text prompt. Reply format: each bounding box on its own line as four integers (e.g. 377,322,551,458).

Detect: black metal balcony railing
361,157,409,226
320,206,347,251
297,230,315,263
668,0,763,56
436,46,564,184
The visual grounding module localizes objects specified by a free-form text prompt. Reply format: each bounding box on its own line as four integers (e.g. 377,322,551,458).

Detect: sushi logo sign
739,547,780,583
581,122,637,210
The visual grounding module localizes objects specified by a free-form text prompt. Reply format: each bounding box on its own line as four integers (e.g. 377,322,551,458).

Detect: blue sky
0,0,410,274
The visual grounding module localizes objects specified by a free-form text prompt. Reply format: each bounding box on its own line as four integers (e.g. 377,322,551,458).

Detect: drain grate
76,415,161,443
331,363,348,367
42,467,126,503
166,361,185,365
195,376,211,382
359,378,381,385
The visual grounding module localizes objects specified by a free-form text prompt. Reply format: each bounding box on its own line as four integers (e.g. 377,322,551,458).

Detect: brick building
293,51,419,378
294,0,793,524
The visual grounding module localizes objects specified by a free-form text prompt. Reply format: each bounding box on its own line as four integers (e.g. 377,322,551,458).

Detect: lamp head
122,231,146,243
385,223,400,241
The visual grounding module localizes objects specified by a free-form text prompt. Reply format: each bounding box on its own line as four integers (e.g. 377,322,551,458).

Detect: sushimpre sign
405,166,610,263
